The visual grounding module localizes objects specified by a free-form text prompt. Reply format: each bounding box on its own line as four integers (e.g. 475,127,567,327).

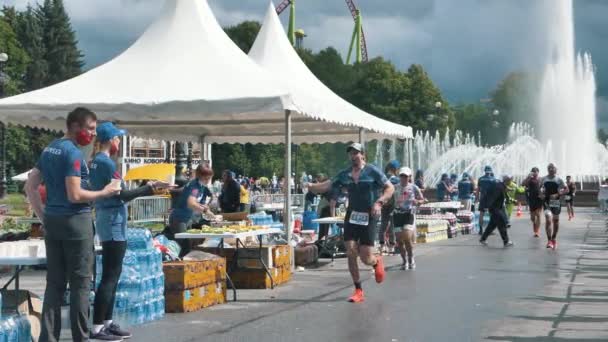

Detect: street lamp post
0,52,9,199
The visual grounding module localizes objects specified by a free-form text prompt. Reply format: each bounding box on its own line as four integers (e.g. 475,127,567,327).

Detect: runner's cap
398,167,413,176
347,143,364,153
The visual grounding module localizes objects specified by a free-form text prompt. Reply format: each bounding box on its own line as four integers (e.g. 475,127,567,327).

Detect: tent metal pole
358,128,366,149
284,110,292,243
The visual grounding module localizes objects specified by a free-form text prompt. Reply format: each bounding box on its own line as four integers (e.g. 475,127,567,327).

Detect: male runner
479,175,514,248
523,167,543,237
541,163,568,249
476,166,495,235
565,175,576,220
309,143,394,303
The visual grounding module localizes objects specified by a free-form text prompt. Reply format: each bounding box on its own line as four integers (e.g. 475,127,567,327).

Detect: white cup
166,174,175,186
111,179,122,190
28,245,39,258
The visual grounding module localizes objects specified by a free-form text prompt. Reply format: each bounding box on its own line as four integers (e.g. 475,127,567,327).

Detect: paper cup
166,174,175,186
28,245,39,258
111,179,122,190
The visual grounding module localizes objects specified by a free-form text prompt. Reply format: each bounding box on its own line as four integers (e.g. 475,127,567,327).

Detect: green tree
490,71,541,137
0,7,30,96
15,6,47,90
405,64,453,132
598,128,608,145
224,21,261,53
37,0,83,86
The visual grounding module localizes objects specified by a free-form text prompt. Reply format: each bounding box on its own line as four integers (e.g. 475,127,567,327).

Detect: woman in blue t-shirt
89,122,170,340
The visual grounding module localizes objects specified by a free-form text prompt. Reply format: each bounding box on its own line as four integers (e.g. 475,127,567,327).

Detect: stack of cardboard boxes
163,257,227,313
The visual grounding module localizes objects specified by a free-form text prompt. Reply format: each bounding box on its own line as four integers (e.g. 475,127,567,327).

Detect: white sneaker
408,257,416,270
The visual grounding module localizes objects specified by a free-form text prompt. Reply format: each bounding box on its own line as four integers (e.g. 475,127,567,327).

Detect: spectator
219,170,241,213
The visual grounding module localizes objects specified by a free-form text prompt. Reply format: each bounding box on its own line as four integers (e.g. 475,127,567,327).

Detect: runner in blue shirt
476,166,496,234
308,143,394,303
89,122,171,340
25,108,121,342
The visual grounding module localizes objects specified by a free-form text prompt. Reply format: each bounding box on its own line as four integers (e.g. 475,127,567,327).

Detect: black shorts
393,212,415,227
543,202,562,216
344,210,378,246
528,198,543,211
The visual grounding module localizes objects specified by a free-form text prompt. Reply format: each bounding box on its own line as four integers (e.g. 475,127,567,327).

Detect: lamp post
0,52,9,199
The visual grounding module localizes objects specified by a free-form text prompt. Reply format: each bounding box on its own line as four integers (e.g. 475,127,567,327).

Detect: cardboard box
165,280,226,313
163,258,226,291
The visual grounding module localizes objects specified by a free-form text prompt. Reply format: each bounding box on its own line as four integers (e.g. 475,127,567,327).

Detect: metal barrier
252,194,305,210
128,195,172,224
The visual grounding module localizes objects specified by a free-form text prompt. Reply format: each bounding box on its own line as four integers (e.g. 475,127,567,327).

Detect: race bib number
549,199,561,208
564,195,572,201
349,211,369,226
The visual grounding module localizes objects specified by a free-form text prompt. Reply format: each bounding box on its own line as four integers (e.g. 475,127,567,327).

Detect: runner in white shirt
392,167,425,270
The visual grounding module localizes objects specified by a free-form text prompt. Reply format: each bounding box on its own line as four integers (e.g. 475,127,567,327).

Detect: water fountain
405,0,606,189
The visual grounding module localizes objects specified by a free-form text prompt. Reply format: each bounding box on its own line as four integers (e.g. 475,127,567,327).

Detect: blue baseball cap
462,172,470,179
484,165,493,173
96,122,126,143
386,160,400,170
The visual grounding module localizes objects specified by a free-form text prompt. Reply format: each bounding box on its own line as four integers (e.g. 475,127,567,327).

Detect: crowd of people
22,106,588,341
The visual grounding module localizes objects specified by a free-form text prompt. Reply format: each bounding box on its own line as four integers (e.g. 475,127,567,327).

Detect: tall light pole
0,52,9,199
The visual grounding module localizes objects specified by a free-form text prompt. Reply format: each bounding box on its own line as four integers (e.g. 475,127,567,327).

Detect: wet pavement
14,208,608,341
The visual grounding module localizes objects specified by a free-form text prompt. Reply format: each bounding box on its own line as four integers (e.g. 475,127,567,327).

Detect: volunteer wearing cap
393,167,425,270
378,160,400,254
479,175,514,248
167,164,214,256
476,166,496,235
25,108,121,342
503,174,525,224
458,172,474,211
309,143,394,303
89,122,171,341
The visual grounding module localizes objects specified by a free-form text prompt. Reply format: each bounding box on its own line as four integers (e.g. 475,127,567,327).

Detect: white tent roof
0,0,409,144
248,3,413,141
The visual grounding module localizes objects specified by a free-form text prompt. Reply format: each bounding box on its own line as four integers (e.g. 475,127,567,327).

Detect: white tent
248,3,414,142
0,0,409,144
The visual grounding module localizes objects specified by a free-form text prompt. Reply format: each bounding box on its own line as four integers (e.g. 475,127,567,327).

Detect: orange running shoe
374,255,386,283
348,289,365,303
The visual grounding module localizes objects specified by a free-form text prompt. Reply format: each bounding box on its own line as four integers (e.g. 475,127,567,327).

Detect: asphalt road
124,208,608,342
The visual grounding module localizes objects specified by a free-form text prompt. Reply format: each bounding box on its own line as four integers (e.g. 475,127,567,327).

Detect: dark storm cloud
6,0,608,124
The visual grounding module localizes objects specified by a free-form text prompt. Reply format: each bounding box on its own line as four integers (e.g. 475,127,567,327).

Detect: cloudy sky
5,0,608,125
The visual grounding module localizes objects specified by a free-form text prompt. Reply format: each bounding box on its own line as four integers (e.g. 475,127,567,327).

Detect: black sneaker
107,323,132,339
90,328,123,341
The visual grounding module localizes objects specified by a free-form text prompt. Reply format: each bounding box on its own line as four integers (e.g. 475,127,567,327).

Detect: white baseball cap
398,167,413,176
346,143,364,153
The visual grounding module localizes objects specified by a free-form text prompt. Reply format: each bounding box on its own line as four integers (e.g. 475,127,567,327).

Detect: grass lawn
0,193,29,217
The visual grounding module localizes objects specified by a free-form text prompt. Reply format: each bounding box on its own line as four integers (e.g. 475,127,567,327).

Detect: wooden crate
229,265,292,289
163,258,226,291
272,245,292,268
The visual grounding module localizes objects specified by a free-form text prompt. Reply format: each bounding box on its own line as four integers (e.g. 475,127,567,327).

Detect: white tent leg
284,110,292,244
359,128,366,149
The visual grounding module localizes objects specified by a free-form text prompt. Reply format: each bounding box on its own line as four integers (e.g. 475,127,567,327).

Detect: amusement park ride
275,0,369,64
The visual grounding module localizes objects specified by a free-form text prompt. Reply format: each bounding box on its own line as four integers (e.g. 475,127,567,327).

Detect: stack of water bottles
248,212,274,226
95,228,165,327
0,293,32,342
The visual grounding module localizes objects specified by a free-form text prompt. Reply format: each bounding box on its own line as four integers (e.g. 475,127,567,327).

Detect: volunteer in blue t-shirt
89,122,171,340
476,165,496,234
167,164,214,256
25,108,121,342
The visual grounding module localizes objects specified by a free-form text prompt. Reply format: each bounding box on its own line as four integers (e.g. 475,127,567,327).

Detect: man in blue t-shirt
458,172,474,211
25,108,120,342
308,143,394,303
476,165,496,234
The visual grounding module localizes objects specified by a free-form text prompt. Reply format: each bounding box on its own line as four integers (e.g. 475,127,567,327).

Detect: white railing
128,195,172,224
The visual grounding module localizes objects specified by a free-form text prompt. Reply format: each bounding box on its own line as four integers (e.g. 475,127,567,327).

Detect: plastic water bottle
19,315,31,342
6,316,17,341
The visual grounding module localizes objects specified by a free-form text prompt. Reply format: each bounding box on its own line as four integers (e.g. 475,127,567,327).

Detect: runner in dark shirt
541,163,568,249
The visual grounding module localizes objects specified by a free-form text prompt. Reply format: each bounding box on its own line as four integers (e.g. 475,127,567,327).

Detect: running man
565,175,576,220
309,143,394,303
479,175,514,248
523,167,543,237
541,163,569,249
393,167,425,270
476,166,495,235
